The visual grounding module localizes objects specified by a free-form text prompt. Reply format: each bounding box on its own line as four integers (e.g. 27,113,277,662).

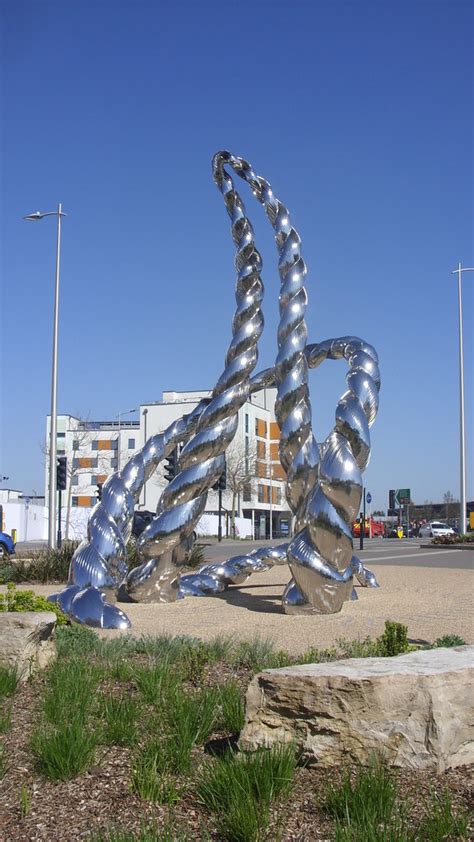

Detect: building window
57,432,65,438
243,483,251,502
92,441,98,451
91,475,98,485
111,439,118,450
245,413,249,434
111,458,118,469
255,418,267,438
274,487,282,505
71,476,79,487
72,440,79,451
258,484,264,503
128,438,135,449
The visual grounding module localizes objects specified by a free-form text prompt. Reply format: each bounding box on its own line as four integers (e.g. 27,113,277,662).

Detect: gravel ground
8,563,473,653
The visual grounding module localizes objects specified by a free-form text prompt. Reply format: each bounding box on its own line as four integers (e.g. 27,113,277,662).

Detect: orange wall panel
270,422,280,440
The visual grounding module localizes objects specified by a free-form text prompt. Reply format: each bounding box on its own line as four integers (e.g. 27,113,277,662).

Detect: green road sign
394,488,411,506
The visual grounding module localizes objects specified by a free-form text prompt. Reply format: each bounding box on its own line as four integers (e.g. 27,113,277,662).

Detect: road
198,537,473,571
14,537,473,572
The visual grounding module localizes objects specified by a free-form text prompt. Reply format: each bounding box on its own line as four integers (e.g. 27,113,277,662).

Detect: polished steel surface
49,151,381,627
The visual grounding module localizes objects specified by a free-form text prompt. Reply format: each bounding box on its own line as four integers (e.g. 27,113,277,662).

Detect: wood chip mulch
0,663,472,841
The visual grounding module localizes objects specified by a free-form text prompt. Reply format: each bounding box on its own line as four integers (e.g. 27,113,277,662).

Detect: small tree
443,490,456,524
225,443,259,538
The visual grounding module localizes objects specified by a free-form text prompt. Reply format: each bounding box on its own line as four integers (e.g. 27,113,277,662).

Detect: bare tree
225,442,259,538
42,419,116,539
443,490,457,524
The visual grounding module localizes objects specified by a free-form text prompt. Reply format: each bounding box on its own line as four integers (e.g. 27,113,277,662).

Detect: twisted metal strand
49,400,210,626
123,152,265,603
186,338,380,602
283,336,381,613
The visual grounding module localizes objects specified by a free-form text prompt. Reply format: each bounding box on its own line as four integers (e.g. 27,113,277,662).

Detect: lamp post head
23,212,46,221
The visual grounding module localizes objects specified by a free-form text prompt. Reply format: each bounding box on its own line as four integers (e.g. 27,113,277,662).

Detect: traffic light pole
57,488,62,549
218,487,223,542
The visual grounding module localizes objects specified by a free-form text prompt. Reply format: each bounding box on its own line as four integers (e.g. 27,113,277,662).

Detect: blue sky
1,0,472,513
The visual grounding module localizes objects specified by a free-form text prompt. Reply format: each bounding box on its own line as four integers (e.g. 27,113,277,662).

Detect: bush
434,634,466,648
376,621,411,657
0,583,68,625
0,541,78,584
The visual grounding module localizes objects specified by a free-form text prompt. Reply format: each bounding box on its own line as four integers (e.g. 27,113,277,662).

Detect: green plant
92,822,189,841
2,541,78,584
232,636,277,671
131,739,180,804
31,717,98,780
322,755,408,841
434,634,466,648
42,657,101,724
98,693,139,746
132,659,179,706
0,583,68,625
214,682,245,734
55,623,99,656
164,686,218,772
185,542,206,570
415,791,469,840
0,664,18,700
196,745,297,840
19,784,31,818
376,621,411,657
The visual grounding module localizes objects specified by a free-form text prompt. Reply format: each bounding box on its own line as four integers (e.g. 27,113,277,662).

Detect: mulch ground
0,662,473,841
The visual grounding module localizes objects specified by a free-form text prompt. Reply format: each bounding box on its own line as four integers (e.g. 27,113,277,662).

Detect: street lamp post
24,205,67,549
116,408,137,471
142,408,148,508
451,263,473,534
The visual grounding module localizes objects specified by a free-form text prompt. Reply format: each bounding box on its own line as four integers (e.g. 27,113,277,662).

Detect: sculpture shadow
215,583,285,615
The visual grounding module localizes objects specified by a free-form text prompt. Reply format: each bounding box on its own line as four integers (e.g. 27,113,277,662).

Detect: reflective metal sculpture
49,151,380,628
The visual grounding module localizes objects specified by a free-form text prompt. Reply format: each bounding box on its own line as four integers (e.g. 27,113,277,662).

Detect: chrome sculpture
49,152,380,628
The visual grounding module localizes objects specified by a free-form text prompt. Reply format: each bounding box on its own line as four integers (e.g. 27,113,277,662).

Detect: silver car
418,521,455,538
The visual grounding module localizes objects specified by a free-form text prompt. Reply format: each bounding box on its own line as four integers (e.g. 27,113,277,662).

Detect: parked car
0,531,15,559
418,521,455,539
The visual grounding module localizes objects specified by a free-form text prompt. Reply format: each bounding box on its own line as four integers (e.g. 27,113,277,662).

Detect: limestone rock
0,612,57,680
239,645,474,771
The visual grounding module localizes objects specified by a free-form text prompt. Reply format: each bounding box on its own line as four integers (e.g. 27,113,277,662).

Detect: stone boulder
0,612,57,681
239,646,474,771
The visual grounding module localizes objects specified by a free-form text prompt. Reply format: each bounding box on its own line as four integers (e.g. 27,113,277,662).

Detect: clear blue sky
1,0,472,513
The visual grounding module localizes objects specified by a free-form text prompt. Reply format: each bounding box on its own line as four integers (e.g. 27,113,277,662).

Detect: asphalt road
199,538,474,571
14,537,473,572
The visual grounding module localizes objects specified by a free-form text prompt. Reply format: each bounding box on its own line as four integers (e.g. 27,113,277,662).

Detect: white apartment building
46,387,292,540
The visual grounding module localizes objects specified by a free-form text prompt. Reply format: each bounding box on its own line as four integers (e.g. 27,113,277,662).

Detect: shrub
376,621,411,657
434,634,466,648
0,583,68,625
3,542,78,584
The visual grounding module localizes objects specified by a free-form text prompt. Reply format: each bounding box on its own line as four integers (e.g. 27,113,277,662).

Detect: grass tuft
131,739,181,804
0,665,18,700
196,745,297,840
31,717,98,780
415,791,469,841
98,693,139,746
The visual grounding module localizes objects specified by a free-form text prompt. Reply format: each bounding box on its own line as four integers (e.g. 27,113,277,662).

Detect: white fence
2,500,253,543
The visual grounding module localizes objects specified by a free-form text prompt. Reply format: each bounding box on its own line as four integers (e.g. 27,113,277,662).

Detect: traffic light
96,483,103,502
164,448,178,483
389,489,396,510
56,457,67,491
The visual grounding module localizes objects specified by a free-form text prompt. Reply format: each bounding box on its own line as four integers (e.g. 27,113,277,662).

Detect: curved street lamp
24,205,67,548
